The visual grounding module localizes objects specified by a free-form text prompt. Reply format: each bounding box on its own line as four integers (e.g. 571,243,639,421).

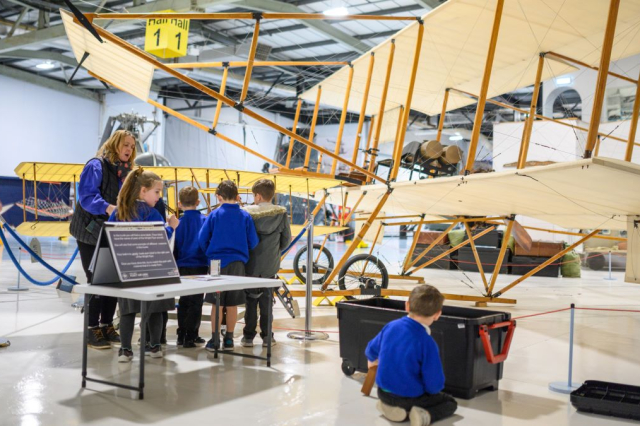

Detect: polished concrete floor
1,236,640,425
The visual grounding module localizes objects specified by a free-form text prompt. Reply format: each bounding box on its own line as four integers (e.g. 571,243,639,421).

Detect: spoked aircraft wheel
293,244,334,285
338,254,389,300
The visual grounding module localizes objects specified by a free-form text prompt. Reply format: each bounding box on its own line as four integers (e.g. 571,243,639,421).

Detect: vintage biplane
20,0,640,305
10,161,348,314
12,161,345,238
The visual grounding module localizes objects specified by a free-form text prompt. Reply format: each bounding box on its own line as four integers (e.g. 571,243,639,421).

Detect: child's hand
168,214,179,229
367,360,378,369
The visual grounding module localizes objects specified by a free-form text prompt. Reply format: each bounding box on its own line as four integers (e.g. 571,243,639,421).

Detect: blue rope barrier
0,224,78,286
281,224,309,256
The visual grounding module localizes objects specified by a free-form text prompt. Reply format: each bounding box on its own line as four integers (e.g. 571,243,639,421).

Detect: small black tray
571,380,640,421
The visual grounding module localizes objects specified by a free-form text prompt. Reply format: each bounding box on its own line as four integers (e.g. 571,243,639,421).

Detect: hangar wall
0,74,100,176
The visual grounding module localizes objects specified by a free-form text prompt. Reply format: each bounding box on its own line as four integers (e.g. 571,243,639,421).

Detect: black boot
87,327,110,349
101,324,121,345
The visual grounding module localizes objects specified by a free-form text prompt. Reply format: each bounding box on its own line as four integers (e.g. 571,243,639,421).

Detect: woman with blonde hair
70,130,136,350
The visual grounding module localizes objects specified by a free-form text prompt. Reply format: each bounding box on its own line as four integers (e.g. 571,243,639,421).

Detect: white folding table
74,275,281,399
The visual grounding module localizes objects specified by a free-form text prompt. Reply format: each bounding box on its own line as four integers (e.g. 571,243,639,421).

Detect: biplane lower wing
290,225,348,237
16,222,71,238
323,157,640,231
14,222,344,239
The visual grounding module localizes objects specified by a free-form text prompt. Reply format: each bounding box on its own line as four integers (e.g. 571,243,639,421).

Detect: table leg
266,287,273,367
214,292,220,359
139,302,147,400
81,294,91,388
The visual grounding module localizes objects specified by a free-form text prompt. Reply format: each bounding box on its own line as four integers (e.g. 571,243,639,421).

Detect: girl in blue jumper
108,168,178,362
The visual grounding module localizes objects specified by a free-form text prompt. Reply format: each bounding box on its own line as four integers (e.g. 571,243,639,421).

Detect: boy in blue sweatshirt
174,187,209,348
199,180,259,351
366,285,457,426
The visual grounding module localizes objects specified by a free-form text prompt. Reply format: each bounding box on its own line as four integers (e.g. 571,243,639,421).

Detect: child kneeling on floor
199,180,258,351
366,285,457,426
241,179,291,348
108,168,178,362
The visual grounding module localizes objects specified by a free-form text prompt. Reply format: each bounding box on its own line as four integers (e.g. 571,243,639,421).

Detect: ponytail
116,167,162,221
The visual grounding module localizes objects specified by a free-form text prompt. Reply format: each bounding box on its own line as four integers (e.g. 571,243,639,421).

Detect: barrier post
604,250,616,281
549,303,580,393
8,237,28,292
287,215,329,341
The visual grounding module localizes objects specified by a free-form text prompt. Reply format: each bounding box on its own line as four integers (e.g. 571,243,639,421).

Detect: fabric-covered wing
324,157,640,231
302,0,640,116
15,163,342,195
16,222,71,237
61,9,154,102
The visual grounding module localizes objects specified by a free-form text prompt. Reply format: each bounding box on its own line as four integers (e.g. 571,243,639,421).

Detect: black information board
106,227,179,282
89,222,180,287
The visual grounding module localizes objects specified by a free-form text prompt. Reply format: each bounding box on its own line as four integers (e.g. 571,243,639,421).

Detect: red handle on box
479,320,516,364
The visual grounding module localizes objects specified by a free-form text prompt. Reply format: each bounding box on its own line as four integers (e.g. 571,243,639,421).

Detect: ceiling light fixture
36,61,56,70
324,6,349,16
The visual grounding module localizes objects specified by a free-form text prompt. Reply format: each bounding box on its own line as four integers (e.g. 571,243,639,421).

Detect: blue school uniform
108,201,175,314
108,201,173,238
198,203,259,267
174,210,208,268
366,316,445,398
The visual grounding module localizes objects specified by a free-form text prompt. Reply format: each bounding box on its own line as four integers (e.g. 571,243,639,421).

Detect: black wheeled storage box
571,380,640,421
337,298,514,399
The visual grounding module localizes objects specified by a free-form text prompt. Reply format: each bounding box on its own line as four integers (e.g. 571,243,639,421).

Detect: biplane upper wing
14,162,343,196
301,0,640,116
61,9,154,101
323,158,640,231
14,162,84,183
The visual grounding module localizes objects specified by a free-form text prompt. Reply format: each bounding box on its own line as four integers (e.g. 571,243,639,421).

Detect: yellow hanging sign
144,11,190,59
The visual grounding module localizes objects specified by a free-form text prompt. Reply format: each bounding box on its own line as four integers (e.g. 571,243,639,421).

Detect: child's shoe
205,338,219,352
241,337,254,347
118,348,134,363
87,327,111,349
183,340,196,348
409,406,431,426
222,335,234,351
262,335,276,347
194,336,206,345
145,344,163,358
101,324,121,346
376,400,407,422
